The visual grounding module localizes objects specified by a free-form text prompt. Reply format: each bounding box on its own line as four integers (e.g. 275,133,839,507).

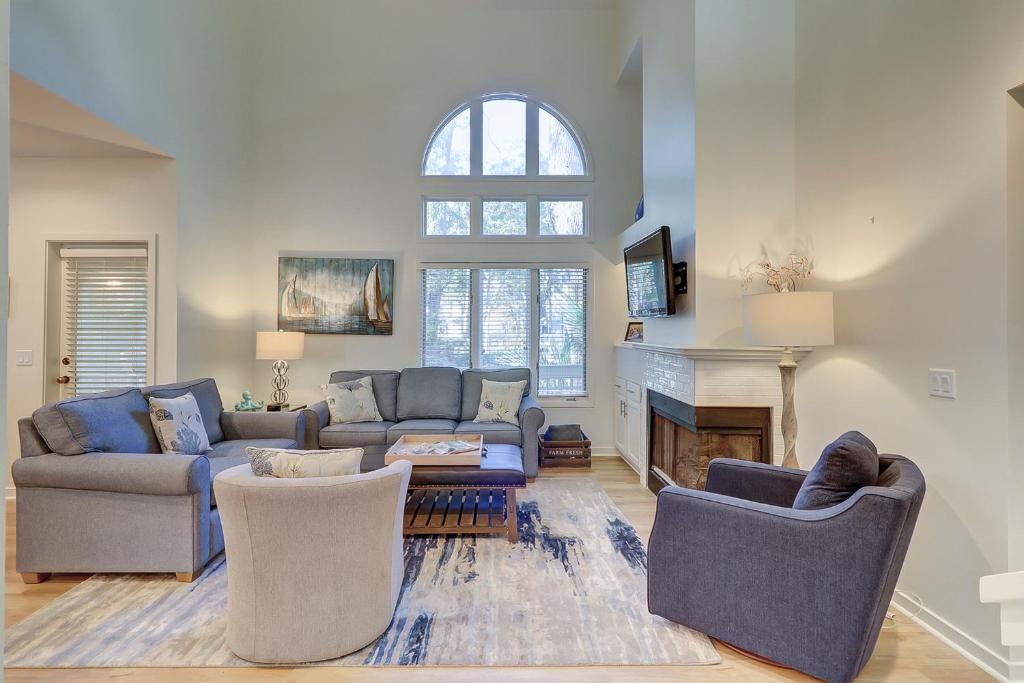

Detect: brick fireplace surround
615,343,810,493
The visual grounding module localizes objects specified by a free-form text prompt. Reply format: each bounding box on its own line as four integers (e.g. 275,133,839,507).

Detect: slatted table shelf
404,487,519,543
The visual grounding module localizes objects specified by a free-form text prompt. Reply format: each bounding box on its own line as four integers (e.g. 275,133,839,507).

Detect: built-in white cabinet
614,376,644,474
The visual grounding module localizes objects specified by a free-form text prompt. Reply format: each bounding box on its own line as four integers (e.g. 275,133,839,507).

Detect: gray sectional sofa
309,367,546,477
12,378,310,582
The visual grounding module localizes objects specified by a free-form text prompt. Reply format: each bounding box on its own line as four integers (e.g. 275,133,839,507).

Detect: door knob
56,376,70,385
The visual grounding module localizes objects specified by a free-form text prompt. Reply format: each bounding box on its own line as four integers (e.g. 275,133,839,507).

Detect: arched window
421,94,591,239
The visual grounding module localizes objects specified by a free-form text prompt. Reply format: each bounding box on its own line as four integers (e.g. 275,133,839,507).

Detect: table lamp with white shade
742,291,834,469
255,331,305,409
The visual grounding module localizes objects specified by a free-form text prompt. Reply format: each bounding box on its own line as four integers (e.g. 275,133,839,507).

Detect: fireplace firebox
647,390,772,495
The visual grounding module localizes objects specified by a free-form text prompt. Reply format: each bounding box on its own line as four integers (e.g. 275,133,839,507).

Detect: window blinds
421,268,472,369
420,265,588,397
479,268,530,369
538,267,588,396
61,248,150,397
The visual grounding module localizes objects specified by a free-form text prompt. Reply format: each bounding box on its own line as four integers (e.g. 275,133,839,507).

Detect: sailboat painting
277,257,394,335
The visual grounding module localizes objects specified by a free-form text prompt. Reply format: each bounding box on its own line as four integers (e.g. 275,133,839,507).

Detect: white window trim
421,194,592,242
42,233,158,400
418,260,594,408
420,93,593,243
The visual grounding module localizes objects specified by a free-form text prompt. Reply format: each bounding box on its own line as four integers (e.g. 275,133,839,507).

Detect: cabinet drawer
614,377,626,395
625,381,642,402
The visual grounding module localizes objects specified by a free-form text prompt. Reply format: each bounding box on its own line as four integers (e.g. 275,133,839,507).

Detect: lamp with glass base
255,331,305,410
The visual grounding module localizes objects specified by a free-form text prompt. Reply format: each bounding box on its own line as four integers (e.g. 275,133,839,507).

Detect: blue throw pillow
792,431,879,510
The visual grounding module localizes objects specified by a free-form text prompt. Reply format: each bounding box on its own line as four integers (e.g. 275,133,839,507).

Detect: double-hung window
420,265,589,401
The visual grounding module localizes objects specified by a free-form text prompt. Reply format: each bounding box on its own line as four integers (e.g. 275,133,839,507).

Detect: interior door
51,243,152,400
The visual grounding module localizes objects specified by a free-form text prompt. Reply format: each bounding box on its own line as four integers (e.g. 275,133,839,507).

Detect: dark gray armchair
647,455,925,683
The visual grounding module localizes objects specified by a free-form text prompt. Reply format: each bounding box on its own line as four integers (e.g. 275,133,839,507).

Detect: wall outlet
928,368,957,399
15,350,33,367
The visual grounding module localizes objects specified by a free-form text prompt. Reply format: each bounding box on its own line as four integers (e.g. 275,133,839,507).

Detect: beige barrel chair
214,459,412,663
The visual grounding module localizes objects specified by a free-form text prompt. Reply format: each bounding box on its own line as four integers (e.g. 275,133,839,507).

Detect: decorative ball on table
234,391,265,412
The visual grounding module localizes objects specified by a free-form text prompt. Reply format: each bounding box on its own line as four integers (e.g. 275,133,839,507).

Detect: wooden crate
538,432,592,468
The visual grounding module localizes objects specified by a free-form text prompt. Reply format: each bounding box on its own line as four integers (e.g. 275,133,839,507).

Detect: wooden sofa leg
21,572,50,584
175,571,199,583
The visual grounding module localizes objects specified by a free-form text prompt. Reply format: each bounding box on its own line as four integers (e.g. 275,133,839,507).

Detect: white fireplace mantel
613,342,815,471
615,342,812,362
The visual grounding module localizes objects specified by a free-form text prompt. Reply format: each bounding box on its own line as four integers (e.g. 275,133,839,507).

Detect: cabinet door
614,398,628,456
626,399,643,470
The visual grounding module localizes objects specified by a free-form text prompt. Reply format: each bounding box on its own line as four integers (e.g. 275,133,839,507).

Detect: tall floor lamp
742,292,834,469
256,331,305,409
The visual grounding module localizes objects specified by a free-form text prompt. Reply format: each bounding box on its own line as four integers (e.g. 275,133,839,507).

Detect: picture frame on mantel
624,321,644,342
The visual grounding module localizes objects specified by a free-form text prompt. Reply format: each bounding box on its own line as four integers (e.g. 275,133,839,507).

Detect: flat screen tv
625,226,681,318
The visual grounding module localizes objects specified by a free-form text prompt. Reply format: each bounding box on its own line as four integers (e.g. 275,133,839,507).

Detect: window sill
538,396,593,409
418,235,592,244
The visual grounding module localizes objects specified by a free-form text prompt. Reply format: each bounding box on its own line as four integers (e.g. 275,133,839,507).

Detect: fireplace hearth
647,390,772,495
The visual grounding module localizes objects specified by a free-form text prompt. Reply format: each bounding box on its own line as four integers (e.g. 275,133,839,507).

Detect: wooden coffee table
399,443,526,543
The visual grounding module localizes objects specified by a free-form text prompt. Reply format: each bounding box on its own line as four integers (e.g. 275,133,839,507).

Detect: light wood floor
4,457,991,682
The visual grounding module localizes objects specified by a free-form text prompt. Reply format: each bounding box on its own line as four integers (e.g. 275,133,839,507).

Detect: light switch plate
15,350,33,367
928,368,957,399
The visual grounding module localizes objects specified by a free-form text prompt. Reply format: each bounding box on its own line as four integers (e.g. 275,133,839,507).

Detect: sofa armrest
220,410,307,445
11,452,209,496
308,401,331,431
704,458,807,507
518,394,546,478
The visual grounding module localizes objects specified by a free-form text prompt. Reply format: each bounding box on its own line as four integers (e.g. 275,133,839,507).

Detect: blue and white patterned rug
5,478,720,668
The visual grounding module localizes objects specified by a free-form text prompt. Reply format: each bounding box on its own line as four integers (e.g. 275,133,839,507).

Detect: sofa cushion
209,455,248,507
793,431,879,510
328,370,399,422
208,438,299,460
455,420,522,445
143,378,225,445
386,419,458,445
321,377,382,424
397,367,462,420
319,421,395,449
148,393,212,455
461,368,531,421
32,387,161,456
247,447,363,478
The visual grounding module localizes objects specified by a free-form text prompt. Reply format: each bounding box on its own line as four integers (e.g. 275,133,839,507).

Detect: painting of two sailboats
278,257,393,335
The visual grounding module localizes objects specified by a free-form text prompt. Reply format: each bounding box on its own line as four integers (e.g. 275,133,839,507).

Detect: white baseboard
892,590,1015,682
590,447,619,456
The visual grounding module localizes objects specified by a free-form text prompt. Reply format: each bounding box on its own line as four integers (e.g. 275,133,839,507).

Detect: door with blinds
58,245,152,398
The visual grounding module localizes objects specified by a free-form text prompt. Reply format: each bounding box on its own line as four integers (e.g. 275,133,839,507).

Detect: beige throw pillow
474,379,527,426
321,376,382,424
148,393,212,455
247,447,363,478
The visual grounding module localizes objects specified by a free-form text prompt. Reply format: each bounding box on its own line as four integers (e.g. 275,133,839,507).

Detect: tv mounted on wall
624,225,687,318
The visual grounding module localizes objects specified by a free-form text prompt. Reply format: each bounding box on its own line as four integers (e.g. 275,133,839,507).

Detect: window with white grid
421,94,591,240
60,246,151,397
420,264,589,399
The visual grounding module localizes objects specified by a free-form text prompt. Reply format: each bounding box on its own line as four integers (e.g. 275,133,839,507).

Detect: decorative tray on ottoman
384,434,483,467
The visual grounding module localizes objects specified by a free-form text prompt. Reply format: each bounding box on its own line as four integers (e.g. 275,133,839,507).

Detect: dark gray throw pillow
792,431,879,510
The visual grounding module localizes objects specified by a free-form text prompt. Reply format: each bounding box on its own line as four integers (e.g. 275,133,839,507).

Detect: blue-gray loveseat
12,378,311,583
308,367,546,477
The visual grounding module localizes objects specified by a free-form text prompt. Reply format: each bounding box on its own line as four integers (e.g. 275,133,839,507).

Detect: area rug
5,478,720,668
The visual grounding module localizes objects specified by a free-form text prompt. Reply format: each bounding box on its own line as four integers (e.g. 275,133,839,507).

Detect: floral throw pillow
148,393,212,455
474,379,527,426
247,447,363,478
321,376,383,424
